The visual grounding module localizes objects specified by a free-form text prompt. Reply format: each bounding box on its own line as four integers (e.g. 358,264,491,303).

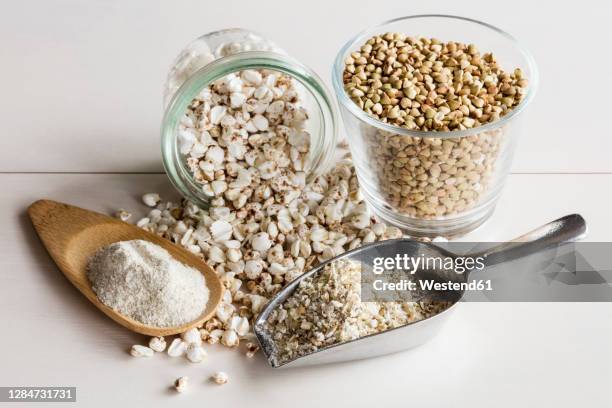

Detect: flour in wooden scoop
87,239,209,327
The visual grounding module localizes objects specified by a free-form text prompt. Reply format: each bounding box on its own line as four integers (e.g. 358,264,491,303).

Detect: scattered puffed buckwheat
131,66,407,360
149,337,166,352
245,342,259,358
174,376,188,393
342,34,528,219
186,343,207,363
142,193,161,207
211,371,229,385
181,328,202,346
167,338,187,357
264,258,450,365
114,209,132,222
220,329,239,347
130,155,403,356
131,158,402,346
130,344,154,358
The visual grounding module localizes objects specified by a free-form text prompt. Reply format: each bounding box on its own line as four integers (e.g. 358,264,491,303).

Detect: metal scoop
253,214,587,368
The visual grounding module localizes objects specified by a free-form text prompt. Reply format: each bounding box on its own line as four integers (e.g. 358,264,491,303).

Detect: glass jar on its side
162,29,338,209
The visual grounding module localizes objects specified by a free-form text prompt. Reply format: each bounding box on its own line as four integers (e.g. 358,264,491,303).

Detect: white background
1,1,611,407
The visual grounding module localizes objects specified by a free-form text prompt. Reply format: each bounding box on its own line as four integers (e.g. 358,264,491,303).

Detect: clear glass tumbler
162,29,338,208
332,15,538,238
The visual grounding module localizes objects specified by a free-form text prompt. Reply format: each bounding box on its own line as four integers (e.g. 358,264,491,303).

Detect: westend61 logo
372,253,486,275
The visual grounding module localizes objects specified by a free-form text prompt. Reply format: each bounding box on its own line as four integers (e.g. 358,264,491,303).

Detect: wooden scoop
28,199,223,336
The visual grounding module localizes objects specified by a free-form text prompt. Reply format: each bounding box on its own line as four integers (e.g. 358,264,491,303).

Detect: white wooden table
1,1,611,407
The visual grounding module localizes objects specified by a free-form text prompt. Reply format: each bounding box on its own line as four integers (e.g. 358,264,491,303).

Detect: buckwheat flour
87,239,209,327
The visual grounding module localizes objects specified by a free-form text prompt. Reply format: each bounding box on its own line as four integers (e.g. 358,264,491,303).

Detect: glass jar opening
162,51,338,208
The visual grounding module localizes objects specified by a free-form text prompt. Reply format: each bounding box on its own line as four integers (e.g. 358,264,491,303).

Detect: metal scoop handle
473,214,587,268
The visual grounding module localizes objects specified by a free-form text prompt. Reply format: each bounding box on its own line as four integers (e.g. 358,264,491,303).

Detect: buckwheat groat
343,34,528,218
372,130,501,217
174,376,189,393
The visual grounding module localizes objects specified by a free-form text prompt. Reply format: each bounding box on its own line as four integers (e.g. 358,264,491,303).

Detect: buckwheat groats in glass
342,34,528,218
